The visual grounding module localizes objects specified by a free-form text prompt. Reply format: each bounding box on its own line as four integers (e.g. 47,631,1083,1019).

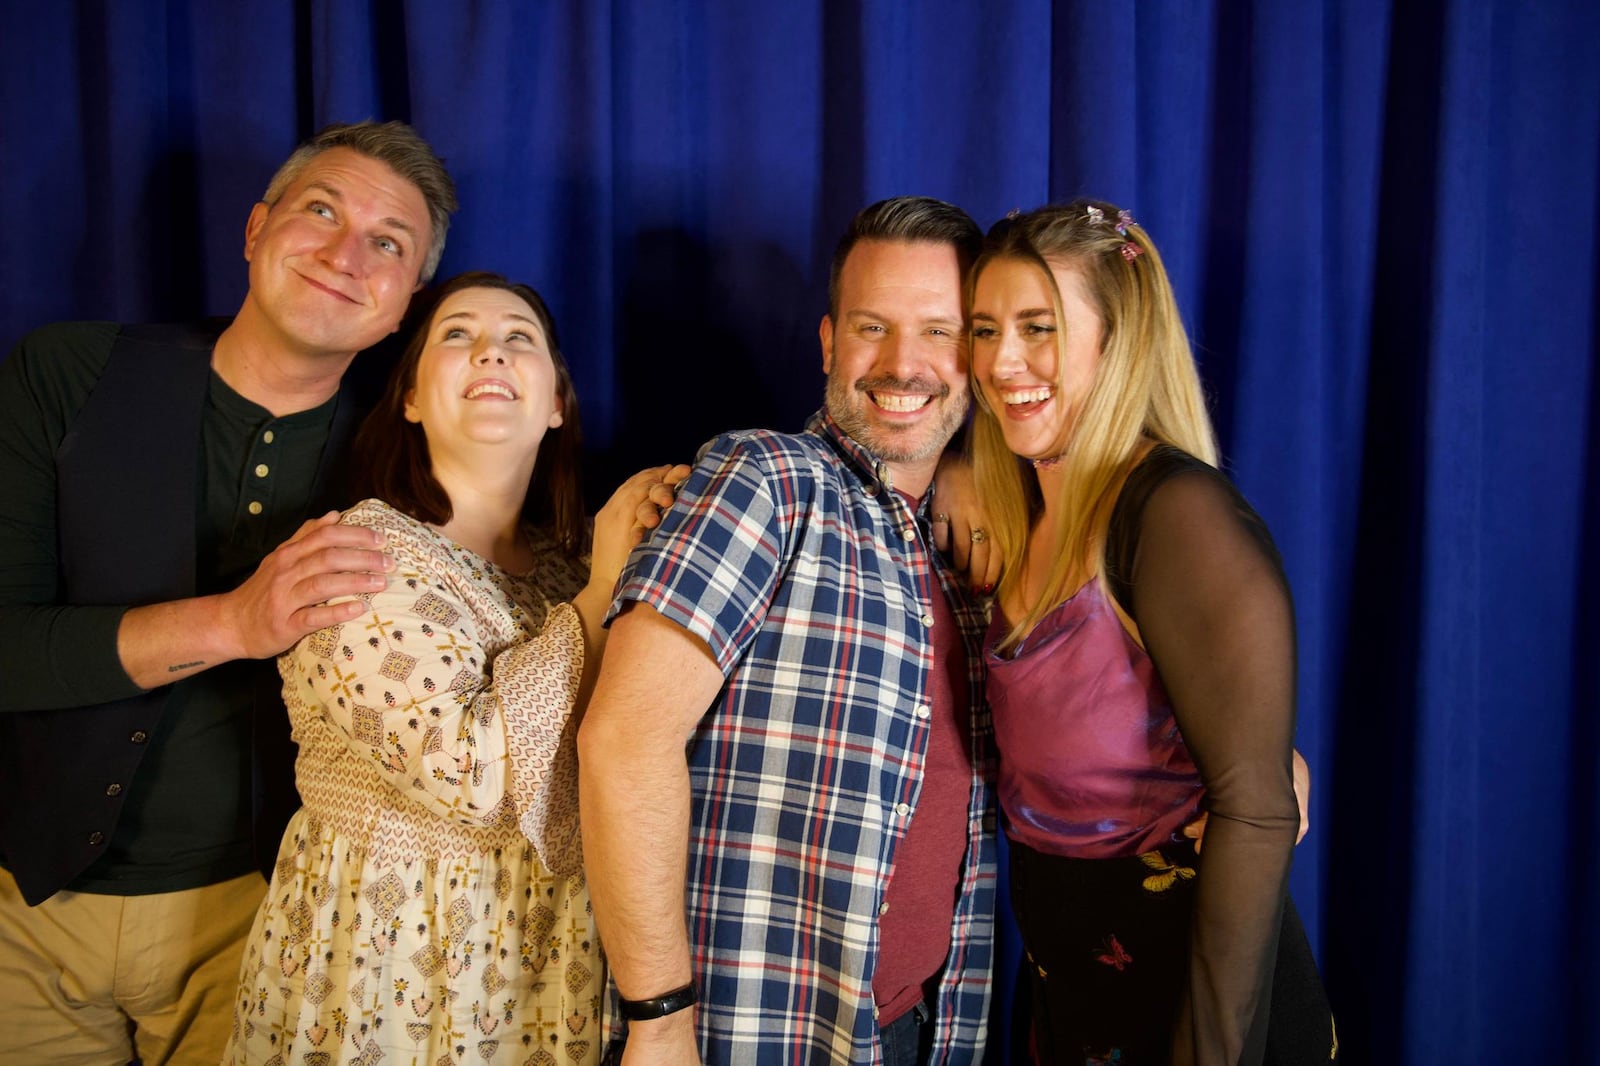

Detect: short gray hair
263,120,458,282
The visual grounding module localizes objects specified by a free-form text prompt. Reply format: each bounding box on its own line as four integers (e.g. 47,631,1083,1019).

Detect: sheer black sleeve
1107,447,1299,1066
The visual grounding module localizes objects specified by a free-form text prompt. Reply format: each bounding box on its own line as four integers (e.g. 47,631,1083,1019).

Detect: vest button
129,730,148,744
105,783,123,797
88,831,104,845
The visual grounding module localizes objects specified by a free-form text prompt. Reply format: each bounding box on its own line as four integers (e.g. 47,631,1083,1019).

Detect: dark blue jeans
877,998,933,1066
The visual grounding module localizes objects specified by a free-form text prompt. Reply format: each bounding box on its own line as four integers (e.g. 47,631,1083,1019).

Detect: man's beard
824,366,968,465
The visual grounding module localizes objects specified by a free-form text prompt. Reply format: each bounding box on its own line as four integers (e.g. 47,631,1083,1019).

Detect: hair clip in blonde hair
1086,205,1141,258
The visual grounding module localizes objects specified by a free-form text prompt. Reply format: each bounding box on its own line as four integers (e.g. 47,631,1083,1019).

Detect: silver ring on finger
970,527,987,544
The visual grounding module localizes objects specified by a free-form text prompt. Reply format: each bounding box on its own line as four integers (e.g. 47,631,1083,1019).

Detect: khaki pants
0,866,265,1066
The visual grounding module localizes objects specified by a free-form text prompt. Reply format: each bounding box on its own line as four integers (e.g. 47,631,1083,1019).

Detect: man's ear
819,314,834,374
243,202,269,261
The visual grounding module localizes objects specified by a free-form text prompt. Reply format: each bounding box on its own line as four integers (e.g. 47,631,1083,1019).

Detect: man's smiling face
820,238,970,484
241,146,431,359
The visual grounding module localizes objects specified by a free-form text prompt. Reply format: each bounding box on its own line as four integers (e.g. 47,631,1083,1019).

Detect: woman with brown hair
226,272,683,1064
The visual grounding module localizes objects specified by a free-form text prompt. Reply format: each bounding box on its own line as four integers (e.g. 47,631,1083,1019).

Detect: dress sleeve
0,323,141,711
1122,463,1300,1066
282,504,586,873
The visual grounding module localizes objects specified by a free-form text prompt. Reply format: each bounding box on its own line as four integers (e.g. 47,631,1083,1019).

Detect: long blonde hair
969,200,1218,653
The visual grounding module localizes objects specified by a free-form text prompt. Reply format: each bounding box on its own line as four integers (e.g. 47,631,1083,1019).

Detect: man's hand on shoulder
116,512,394,688
215,512,395,659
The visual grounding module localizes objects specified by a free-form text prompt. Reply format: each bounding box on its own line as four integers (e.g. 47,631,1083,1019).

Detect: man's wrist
618,981,696,1021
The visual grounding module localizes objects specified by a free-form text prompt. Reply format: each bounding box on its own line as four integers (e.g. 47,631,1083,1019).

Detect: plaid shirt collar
806,407,937,516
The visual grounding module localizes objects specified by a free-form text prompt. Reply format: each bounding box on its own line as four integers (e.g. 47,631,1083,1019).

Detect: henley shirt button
255,463,270,478
878,901,890,915
920,613,934,627
901,527,916,541
864,483,879,497
105,783,122,797
262,430,275,444
129,730,148,744
88,831,104,845
248,501,264,516
915,704,931,719
894,802,911,817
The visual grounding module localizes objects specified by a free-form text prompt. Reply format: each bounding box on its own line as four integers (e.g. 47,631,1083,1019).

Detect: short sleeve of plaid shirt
607,428,791,671
606,418,995,1064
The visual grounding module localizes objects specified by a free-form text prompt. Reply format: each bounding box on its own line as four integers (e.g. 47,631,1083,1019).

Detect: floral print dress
226,500,600,1066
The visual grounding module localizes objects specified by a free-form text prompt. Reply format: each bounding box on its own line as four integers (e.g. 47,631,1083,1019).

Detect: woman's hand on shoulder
636,463,691,533
590,464,692,589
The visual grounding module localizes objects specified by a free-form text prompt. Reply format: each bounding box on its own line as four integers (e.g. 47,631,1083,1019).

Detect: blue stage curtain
1,1,1595,1060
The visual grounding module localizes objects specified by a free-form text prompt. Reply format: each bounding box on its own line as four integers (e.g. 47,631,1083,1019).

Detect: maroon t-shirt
872,506,975,1025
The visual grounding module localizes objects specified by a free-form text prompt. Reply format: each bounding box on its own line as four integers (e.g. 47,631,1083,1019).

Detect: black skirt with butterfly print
1007,837,1337,1066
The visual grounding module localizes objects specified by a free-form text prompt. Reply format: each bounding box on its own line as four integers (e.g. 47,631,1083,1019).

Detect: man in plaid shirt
579,197,994,1064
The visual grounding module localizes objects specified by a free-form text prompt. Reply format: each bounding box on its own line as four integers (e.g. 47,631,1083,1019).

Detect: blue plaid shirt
609,411,996,1064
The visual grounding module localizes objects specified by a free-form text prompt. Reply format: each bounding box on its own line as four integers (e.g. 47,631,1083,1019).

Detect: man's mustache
852,375,950,399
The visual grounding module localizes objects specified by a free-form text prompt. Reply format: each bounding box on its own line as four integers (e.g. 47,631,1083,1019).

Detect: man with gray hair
0,120,456,1062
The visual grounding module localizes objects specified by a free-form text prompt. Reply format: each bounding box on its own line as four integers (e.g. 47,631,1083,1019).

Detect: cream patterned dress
226,500,600,1066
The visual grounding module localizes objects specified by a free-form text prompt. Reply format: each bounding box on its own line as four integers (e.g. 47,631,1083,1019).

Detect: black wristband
618,982,697,1021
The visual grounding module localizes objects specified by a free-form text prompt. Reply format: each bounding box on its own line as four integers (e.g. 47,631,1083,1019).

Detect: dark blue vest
0,322,357,904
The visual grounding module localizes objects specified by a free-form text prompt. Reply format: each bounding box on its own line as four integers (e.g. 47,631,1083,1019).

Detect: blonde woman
968,202,1334,1065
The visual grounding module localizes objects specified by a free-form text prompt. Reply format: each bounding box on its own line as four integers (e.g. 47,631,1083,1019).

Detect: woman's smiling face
403,286,564,457
970,256,1103,462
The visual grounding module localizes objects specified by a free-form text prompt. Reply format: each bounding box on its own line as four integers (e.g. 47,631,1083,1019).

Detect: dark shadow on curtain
1047,2,1087,199
1567,172,1600,1053
73,0,115,314
590,228,793,509
1325,2,1447,1058
1196,0,1253,457
71,2,205,323
293,0,315,129
815,0,865,280
722,239,821,438
371,4,412,119
141,150,206,321
152,2,203,322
